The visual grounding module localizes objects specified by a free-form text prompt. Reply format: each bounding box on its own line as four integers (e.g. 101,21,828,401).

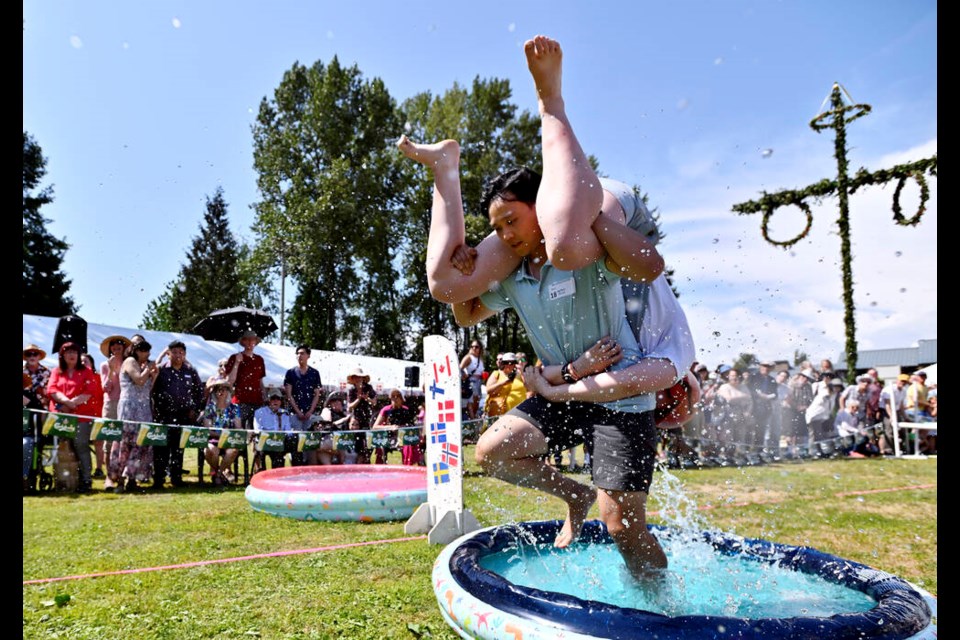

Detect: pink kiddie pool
244,465,428,522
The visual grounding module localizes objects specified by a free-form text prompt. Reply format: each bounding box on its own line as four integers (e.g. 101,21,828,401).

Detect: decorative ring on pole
892,172,929,227
761,200,813,248
810,103,872,132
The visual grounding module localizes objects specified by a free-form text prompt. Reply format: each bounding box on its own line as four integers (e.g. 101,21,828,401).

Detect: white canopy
916,363,937,386
23,314,424,396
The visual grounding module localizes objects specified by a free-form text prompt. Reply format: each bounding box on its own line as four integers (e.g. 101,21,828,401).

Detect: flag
432,461,450,484
438,399,456,424
92,419,123,442
137,424,168,446
298,431,321,452
42,413,79,438
179,427,210,449
429,421,447,445
440,442,460,467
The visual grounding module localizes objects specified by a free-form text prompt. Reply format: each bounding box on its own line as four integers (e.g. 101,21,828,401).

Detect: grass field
23,448,937,639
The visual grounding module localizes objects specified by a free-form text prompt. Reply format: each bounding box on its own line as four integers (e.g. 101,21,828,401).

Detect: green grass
23,449,937,639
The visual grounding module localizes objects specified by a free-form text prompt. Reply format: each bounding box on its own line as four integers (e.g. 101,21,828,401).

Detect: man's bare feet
524,35,563,106
554,488,596,548
396,135,460,171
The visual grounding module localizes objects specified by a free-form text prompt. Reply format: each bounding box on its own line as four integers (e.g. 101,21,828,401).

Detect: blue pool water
480,531,878,618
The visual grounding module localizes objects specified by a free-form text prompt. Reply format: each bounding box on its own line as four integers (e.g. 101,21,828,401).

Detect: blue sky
23,0,937,367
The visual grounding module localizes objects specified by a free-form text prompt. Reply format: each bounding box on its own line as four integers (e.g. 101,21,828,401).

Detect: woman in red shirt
46,342,101,493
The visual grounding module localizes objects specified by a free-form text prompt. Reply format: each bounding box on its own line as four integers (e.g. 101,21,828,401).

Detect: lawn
23,449,937,639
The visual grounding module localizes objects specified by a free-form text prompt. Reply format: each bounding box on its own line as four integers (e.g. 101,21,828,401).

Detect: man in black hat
151,340,204,488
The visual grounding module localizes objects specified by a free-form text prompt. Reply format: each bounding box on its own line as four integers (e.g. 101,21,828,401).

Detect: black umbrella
192,307,278,343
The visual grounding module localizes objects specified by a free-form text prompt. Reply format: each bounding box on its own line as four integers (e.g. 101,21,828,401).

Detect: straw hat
347,366,370,382
99,335,132,358
23,344,47,360
239,330,261,345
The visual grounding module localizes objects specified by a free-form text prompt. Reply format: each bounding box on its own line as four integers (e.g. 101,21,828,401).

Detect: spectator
839,375,872,426
23,343,51,492
80,353,105,420
312,391,347,465
835,399,879,458
46,341,102,493
372,388,416,464
864,368,883,427
906,371,931,422
98,335,130,485
459,340,485,421
879,373,910,455
110,336,158,492
805,377,844,445
151,340,204,488
714,367,755,457
767,370,790,458
484,353,528,419
284,345,323,442
749,361,778,449
202,378,243,485
346,367,376,464
783,370,815,457
224,330,267,433
253,389,292,470
204,358,230,404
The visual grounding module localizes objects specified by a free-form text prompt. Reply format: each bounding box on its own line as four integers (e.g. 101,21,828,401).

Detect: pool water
480,531,878,618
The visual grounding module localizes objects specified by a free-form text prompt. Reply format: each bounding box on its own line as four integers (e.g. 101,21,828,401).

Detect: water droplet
712,331,722,337
171,17,182,29
712,238,719,244
899,287,907,293
761,148,774,158
69,35,83,49
894,250,902,257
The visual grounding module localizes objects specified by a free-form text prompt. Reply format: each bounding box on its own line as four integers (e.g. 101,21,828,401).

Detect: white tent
23,314,424,396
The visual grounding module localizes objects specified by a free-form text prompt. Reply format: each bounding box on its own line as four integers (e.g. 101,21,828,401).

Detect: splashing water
480,467,876,618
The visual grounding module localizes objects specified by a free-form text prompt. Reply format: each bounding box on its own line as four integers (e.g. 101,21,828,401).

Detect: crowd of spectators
22,332,428,495
687,359,938,466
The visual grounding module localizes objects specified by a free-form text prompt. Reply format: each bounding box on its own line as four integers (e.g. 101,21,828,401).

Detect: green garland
732,84,937,382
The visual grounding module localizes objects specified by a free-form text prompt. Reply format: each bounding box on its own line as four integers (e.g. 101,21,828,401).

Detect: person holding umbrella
224,330,267,433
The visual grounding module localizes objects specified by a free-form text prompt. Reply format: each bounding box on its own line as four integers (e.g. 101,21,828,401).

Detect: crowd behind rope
22,331,429,495
22,332,938,495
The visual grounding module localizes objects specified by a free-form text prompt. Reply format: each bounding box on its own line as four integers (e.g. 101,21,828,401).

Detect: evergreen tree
141,188,271,334
23,131,76,316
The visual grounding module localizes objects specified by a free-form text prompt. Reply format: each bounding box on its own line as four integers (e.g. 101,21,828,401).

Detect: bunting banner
218,429,248,449
336,432,356,451
137,424,168,447
92,419,124,442
23,409,32,436
370,429,392,449
179,427,210,449
257,432,285,453
400,427,421,446
297,431,321,452
42,413,79,438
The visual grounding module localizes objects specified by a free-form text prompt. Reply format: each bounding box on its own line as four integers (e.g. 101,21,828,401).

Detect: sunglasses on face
25,351,41,357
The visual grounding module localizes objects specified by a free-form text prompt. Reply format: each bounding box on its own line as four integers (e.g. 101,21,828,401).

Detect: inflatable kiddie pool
433,520,936,640
245,465,427,522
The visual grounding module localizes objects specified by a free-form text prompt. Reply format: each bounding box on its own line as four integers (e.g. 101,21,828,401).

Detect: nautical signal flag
432,461,450,484
440,442,459,467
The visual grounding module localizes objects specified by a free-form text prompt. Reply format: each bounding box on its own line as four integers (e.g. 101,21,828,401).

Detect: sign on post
405,335,480,544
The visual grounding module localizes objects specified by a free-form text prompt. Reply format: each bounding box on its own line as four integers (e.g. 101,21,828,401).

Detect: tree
396,77,543,361
793,349,810,367
732,352,759,372
141,188,272,333
23,131,76,316
251,58,405,356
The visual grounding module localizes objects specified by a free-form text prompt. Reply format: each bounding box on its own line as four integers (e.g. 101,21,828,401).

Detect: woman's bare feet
396,135,460,171
524,35,563,108
555,488,596,548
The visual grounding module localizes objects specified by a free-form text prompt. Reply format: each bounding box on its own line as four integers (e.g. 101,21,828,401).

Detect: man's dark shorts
509,395,658,493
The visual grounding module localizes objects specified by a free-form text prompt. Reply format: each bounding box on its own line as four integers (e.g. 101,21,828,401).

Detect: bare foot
524,35,563,106
554,489,595,548
396,135,460,171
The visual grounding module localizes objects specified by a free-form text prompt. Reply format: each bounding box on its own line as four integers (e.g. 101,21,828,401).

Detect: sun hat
500,353,518,364
799,370,817,381
23,344,47,360
239,330,261,344
99,335,132,358
897,373,911,382
347,366,370,381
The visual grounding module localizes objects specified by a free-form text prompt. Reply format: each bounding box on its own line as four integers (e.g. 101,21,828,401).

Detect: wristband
561,362,578,384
